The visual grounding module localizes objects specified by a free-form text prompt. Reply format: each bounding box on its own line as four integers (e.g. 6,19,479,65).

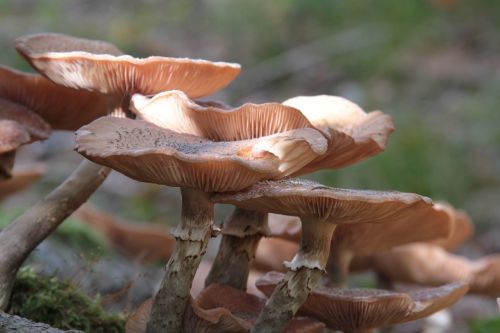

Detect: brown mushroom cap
283,95,394,174
0,164,45,201
76,117,326,192
0,120,31,154
253,237,299,273
256,271,468,331
0,65,108,130
130,90,315,141
431,203,474,251
214,178,438,224
0,98,51,140
125,285,325,333
16,33,241,98
470,255,500,296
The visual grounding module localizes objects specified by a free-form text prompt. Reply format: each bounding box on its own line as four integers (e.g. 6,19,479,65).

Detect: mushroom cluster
0,32,495,333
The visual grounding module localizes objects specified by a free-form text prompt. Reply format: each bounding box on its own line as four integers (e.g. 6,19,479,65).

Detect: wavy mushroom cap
256,271,468,331
0,164,45,201
470,255,500,296
0,65,108,130
75,117,326,192
131,90,315,141
283,95,394,174
0,120,32,154
0,97,51,140
214,178,438,224
16,33,241,98
125,285,325,333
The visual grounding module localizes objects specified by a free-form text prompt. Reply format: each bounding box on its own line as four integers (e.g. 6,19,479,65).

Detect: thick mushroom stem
206,208,269,290
324,247,354,287
251,219,336,333
0,159,110,310
0,151,16,180
147,187,214,333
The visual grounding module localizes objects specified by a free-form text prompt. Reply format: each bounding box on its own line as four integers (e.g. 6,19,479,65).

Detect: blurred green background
2,0,498,229
1,0,500,332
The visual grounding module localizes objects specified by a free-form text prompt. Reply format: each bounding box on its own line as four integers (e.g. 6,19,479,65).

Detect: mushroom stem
251,219,336,333
147,187,213,333
324,247,354,287
0,159,110,310
0,151,16,180
205,208,268,290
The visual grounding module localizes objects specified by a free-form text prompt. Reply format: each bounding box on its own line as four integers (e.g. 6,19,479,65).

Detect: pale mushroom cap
0,164,45,201
329,202,451,256
256,271,468,331
214,178,436,224
267,213,302,243
283,95,394,174
16,33,241,98
0,120,32,153
130,90,315,141
0,65,108,130
75,117,326,192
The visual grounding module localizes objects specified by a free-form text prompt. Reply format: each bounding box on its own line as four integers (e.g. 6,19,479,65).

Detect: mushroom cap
130,90,315,141
76,117,326,192
0,97,51,141
0,164,45,201
125,285,325,333
214,178,437,223
253,236,299,273
0,120,31,154
16,33,241,98
431,203,474,251
267,213,302,243
256,271,468,331
283,95,394,174
0,65,108,130
469,255,500,296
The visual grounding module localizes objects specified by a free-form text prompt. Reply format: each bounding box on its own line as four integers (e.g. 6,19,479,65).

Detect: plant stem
205,208,268,290
0,159,110,310
146,188,213,333
251,220,336,333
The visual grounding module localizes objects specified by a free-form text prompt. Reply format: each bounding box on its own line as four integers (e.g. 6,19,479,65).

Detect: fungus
0,164,45,201
213,178,443,333
256,271,468,333
75,116,327,332
126,284,325,333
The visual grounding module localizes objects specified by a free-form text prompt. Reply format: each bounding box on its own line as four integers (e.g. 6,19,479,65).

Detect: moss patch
8,267,125,333
470,317,500,333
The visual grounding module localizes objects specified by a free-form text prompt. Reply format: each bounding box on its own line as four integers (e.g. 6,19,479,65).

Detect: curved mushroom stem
0,159,110,310
205,208,268,290
251,219,336,333
324,247,354,287
147,187,214,333
0,151,16,180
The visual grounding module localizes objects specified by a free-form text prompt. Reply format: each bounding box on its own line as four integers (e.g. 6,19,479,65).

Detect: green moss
470,317,500,333
9,267,125,333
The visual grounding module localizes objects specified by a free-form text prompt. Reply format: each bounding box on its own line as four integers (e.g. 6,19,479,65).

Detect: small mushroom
126,284,325,333
256,271,468,333
363,244,500,297
214,178,442,333
0,164,45,201
76,117,327,332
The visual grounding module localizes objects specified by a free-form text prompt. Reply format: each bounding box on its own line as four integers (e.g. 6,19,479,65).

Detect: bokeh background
1,1,499,332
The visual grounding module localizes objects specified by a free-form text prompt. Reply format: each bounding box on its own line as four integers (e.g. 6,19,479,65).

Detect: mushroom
75,116,327,332
0,99,51,179
74,204,176,263
213,178,444,333
126,284,325,333
359,244,500,297
0,164,45,201
256,271,468,333
193,94,394,291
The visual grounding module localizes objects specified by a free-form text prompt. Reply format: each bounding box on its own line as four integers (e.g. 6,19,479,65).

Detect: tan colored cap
130,90,314,141
256,271,468,331
214,178,438,224
283,95,394,175
431,203,474,251
16,33,241,98
76,117,326,192
0,65,108,130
